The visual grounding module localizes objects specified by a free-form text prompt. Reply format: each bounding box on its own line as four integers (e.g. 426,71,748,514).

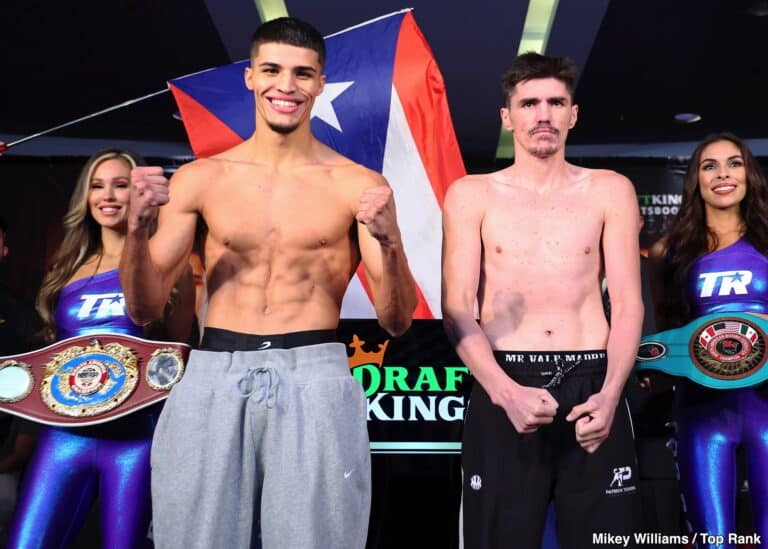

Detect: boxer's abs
202,248,354,335
478,270,609,351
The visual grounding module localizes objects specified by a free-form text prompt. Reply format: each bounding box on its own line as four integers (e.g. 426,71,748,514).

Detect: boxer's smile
267,96,303,113
245,42,325,135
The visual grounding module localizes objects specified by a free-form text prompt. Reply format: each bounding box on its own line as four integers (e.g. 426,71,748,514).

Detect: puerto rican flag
167,10,465,319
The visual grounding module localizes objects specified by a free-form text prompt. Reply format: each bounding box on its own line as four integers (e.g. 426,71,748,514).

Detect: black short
200,327,337,351
462,350,642,549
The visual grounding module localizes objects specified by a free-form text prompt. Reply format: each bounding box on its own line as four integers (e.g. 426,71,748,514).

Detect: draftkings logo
346,334,468,422
605,465,636,495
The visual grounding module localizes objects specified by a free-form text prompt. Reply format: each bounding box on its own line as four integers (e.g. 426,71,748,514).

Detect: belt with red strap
0,333,189,426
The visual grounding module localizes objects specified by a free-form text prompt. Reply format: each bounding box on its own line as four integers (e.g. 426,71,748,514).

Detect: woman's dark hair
656,132,768,328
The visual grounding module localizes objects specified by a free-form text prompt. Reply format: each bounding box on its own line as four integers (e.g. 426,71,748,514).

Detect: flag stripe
341,271,377,318
384,87,442,318
392,12,466,207
347,263,434,320
170,61,254,147
168,84,244,158
354,264,374,308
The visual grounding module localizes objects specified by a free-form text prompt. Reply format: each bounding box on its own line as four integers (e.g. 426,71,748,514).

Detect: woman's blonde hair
37,149,142,341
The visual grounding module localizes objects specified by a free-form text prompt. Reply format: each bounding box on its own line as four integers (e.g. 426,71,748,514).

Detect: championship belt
0,333,190,426
636,312,768,389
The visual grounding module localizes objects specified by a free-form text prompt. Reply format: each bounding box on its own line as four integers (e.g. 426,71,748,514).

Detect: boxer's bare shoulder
443,173,491,222
305,141,388,197
162,156,221,216
583,167,637,209
446,173,492,196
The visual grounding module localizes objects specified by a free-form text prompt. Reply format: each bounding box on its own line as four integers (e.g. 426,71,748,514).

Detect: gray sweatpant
150,343,371,549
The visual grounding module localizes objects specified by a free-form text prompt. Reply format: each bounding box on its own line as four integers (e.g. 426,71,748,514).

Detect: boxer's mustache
528,124,558,137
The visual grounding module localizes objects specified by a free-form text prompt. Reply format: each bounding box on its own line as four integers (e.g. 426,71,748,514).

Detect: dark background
3,0,768,161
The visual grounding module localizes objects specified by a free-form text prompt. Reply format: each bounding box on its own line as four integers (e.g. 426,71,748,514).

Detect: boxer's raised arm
121,164,199,324
356,172,417,336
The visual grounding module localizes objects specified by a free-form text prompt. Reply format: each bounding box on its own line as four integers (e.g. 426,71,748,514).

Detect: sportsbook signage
338,320,470,454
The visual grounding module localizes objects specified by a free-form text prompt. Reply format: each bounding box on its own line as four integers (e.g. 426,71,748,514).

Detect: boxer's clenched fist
356,186,401,247
129,166,169,230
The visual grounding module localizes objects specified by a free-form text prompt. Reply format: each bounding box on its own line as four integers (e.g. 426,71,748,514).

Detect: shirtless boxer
442,52,644,548
120,17,417,549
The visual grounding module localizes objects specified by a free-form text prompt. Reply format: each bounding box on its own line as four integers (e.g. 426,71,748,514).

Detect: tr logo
77,293,126,319
470,475,482,491
610,466,632,488
699,270,752,298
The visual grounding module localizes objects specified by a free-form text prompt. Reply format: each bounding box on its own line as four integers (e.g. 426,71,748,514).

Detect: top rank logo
77,293,126,319
698,270,752,298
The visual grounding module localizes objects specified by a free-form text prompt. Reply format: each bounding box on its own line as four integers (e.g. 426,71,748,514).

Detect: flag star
311,81,354,132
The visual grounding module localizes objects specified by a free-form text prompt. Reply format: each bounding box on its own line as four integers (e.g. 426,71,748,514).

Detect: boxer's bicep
150,169,199,291
442,179,483,316
602,175,642,309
